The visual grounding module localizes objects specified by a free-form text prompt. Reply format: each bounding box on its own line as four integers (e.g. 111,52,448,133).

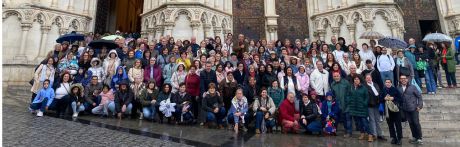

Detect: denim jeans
446,71,458,86
227,112,250,125
380,71,394,85
300,119,322,133
108,102,133,115
142,105,156,120
425,66,437,93
368,107,383,136
71,101,86,113
254,111,276,129
30,99,48,112
353,116,371,134
404,110,423,140
206,107,226,125
344,112,353,135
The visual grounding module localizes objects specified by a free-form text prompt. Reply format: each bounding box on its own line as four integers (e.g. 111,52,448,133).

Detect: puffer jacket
89,58,105,83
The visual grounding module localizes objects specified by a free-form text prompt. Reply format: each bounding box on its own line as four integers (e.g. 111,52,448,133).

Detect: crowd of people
29,31,460,145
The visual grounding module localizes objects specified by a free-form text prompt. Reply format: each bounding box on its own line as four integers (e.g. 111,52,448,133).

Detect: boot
368,134,374,142
358,133,366,140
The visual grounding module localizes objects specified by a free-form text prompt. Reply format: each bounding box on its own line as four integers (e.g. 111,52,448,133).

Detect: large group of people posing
29,31,460,145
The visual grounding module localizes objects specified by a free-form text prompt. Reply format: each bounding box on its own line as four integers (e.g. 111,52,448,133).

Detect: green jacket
139,88,159,106
346,84,369,117
331,79,351,112
444,48,457,73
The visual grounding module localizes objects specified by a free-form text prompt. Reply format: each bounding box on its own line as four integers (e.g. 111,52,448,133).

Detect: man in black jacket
200,62,218,96
362,59,383,88
364,74,386,141
111,80,133,119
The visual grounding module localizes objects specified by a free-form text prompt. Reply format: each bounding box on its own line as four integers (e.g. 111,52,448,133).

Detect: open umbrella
359,31,384,40
102,35,124,40
378,36,408,49
159,100,176,117
88,40,119,49
454,36,460,50
422,33,453,42
56,31,85,43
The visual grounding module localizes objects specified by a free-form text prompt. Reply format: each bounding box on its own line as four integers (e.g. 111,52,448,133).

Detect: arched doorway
94,0,144,34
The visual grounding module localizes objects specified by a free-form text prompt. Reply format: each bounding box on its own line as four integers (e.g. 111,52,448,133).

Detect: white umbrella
422,33,453,42
159,99,176,117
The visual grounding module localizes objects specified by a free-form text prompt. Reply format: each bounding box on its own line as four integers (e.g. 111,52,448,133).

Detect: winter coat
185,73,200,97
171,70,187,93
310,69,330,96
299,100,321,122
89,58,105,83
295,71,310,95
84,83,103,103
139,88,159,106
233,70,247,85
380,86,402,115
346,84,369,117
253,96,276,115
330,79,351,112
58,53,79,74
398,84,423,112
123,56,136,71
156,91,172,106
199,70,218,95
128,66,144,83
114,88,134,113
268,87,284,107
31,64,56,93
218,78,238,109
443,47,457,73
278,99,299,122
321,100,340,122
365,82,381,108
143,64,162,85
394,57,414,80
228,96,249,116
202,93,224,112
99,89,114,105
170,92,192,109
162,63,176,84
31,86,55,107
262,72,277,89
111,66,129,91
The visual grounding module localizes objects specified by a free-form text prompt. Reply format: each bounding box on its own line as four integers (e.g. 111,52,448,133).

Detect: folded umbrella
88,39,119,49
378,36,408,49
56,31,85,43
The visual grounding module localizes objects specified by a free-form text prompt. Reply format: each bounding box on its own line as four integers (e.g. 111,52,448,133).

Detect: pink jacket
99,89,114,105
295,72,310,95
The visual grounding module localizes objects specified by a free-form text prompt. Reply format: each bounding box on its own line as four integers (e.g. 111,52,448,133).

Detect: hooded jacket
295,65,310,95
32,85,55,107
111,66,129,91
228,96,249,116
103,50,121,78
89,57,105,82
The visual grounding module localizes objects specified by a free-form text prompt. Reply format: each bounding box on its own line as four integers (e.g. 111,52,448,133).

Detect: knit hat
326,91,334,98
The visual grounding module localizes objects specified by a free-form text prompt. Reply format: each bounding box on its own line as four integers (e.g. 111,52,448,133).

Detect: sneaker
409,138,417,144
415,139,423,145
72,113,78,118
36,111,44,117
139,113,143,120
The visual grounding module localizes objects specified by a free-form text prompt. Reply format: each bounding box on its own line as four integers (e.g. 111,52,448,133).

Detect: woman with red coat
185,65,201,119
279,92,300,133
144,57,163,86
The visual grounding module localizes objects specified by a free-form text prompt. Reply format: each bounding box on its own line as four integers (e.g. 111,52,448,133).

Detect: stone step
423,94,460,100
423,99,460,107
419,112,460,121
423,105,460,113
380,122,460,139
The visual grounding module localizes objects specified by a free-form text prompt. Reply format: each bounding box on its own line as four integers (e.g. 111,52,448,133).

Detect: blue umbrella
56,31,85,43
455,36,460,51
378,36,408,49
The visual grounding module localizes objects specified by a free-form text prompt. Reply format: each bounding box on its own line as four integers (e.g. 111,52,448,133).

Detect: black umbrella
88,39,119,49
56,31,85,43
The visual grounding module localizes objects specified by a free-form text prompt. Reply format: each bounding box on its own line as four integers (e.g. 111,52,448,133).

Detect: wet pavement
3,94,459,147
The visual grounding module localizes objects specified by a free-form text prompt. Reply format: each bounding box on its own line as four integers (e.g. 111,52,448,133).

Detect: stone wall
232,0,265,40
396,0,441,42
276,0,309,41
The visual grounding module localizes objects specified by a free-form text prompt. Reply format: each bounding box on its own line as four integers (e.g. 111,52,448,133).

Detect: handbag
386,100,399,112
399,65,411,76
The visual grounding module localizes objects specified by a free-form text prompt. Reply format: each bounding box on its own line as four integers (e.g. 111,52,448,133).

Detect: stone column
16,23,32,60
446,0,455,15
317,29,326,41
37,26,51,60
50,0,58,8
213,27,222,38
327,0,333,10
267,25,278,42
164,23,174,36
67,0,75,12
363,21,374,31
83,0,89,15
332,27,340,37
155,26,164,39
203,24,212,38
347,24,356,42
314,0,319,14
341,0,348,7
191,22,201,38
388,21,400,38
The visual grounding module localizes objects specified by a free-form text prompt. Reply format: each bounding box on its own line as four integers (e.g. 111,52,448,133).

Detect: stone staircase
4,68,460,143
438,65,460,86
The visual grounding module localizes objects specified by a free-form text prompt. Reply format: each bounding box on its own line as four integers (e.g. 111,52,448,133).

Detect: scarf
442,48,447,64
367,82,379,96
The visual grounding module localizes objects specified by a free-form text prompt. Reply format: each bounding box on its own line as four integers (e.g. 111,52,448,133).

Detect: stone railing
309,2,405,41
